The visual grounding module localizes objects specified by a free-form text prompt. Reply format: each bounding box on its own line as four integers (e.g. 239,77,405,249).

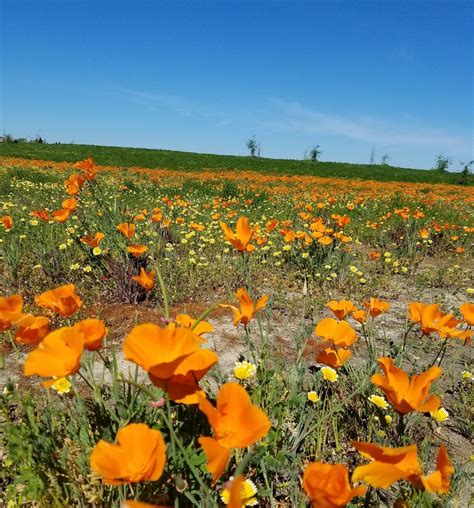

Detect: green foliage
1,141,472,184
308,145,322,163
434,154,452,173
246,134,259,157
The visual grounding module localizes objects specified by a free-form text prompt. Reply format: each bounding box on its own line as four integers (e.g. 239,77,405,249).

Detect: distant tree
246,134,259,157
458,160,473,185
381,154,391,165
309,145,322,163
369,148,375,165
434,154,451,173
2,133,15,143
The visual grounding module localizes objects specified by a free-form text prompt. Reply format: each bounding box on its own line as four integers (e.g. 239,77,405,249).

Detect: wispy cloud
260,97,466,148
106,84,468,150
107,85,226,121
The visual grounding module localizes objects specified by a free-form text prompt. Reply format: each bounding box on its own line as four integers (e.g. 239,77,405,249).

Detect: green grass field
0,141,471,185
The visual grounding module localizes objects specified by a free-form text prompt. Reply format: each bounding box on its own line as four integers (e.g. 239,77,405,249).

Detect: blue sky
1,0,472,169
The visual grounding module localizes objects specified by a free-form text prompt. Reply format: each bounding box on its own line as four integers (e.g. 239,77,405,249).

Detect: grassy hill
0,141,470,185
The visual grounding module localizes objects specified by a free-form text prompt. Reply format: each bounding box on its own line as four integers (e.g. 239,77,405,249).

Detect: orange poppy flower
151,208,163,222
24,326,85,378
198,382,271,483
364,298,390,318
436,323,471,342
75,157,97,180
1,215,13,230
62,198,77,211
15,315,50,345
127,243,147,258
122,501,170,508
90,423,166,485
352,309,367,324
337,215,351,228
282,229,296,243
352,442,453,494
64,173,85,195
318,235,333,246
31,209,51,221
117,222,136,239
220,288,268,326
352,442,422,489
326,300,356,320
408,302,459,336
459,302,474,326
81,232,105,248
316,347,352,369
266,219,279,232
408,302,440,333
0,295,24,331
369,251,381,261
417,445,453,494
123,324,218,404
35,284,83,317
0,294,23,313
220,216,255,252
174,313,214,337
371,357,441,414
191,222,206,232
52,208,72,223
303,461,366,508
73,318,107,351
314,318,357,347
419,228,430,239
132,267,155,291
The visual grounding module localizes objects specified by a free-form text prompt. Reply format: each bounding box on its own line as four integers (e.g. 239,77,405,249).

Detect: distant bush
434,154,451,173
246,134,260,157
1,132,46,144
308,145,322,163
458,160,473,185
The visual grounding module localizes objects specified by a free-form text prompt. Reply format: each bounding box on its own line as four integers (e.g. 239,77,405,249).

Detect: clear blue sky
1,0,472,169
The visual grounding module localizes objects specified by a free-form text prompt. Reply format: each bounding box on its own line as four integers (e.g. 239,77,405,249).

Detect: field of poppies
0,156,473,507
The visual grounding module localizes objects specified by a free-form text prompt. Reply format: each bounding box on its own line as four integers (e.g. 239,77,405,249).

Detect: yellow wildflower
321,366,338,382
234,361,257,380
368,395,388,409
51,377,72,395
430,407,449,423
221,477,258,506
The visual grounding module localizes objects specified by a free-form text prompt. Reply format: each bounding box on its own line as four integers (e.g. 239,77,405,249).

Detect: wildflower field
0,154,473,507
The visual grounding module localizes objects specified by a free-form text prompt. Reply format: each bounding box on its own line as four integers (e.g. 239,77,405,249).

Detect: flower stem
155,263,169,319
191,304,218,331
